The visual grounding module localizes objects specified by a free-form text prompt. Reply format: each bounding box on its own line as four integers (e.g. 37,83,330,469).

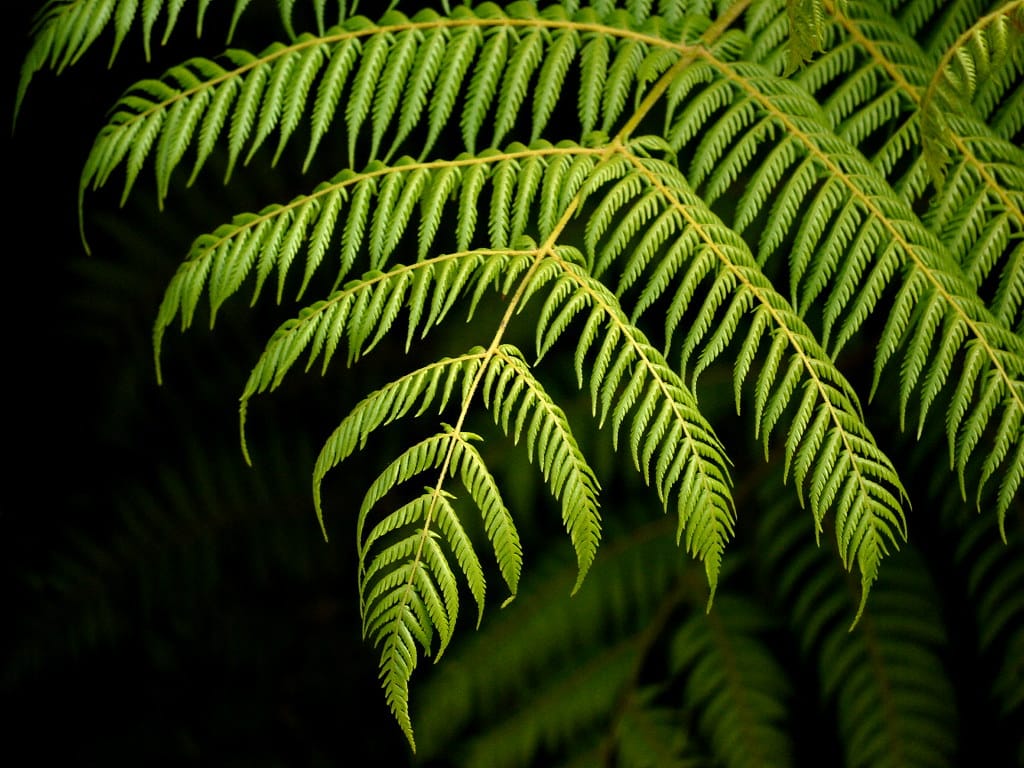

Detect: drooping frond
756,487,957,768
353,427,505,750
307,336,603,748
670,595,794,768
308,342,599,580
533,247,736,600
803,1,1024,521
584,145,907,619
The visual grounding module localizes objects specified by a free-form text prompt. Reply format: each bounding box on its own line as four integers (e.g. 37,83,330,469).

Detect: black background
4,4,416,765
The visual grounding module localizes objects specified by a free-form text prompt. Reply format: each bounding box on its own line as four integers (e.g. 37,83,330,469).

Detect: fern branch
597,146,907,621
535,250,736,602
683,50,1024,525
152,142,601,381
309,336,602,747
757,493,958,768
76,5,709,222
670,595,794,768
312,359,522,749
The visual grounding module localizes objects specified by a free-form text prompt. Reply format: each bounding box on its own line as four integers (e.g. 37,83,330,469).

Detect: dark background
4,4,417,765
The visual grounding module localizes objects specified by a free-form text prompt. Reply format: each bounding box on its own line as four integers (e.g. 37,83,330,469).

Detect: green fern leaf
482,346,601,593
493,26,544,146
388,13,446,160
533,255,734,600
369,21,418,160
531,24,578,142
16,0,205,122
462,21,509,153
584,147,906,618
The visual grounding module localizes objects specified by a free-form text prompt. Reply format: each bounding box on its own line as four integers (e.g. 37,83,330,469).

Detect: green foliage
13,0,1024,763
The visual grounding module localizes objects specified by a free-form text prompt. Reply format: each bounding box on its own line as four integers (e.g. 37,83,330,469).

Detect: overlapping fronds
756,488,958,768
786,0,1024,305
670,595,793,768
667,27,1024,529
793,0,1024,527
581,146,907,618
76,2,714,217
153,141,603,377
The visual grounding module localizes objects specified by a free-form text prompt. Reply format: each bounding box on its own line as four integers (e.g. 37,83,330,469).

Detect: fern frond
5,428,319,683
919,0,1024,185
803,5,1024,500
336,423,517,750
892,0,990,57
814,0,1024,248
670,595,794,768
672,47,1024,525
587,146,907,619
310,339,603,747
78,5,703,219
757,488,958,768
939,498,1024,719
151,143,601,378
23,0,1024,760
533,251,735,600
815,0,1024,336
